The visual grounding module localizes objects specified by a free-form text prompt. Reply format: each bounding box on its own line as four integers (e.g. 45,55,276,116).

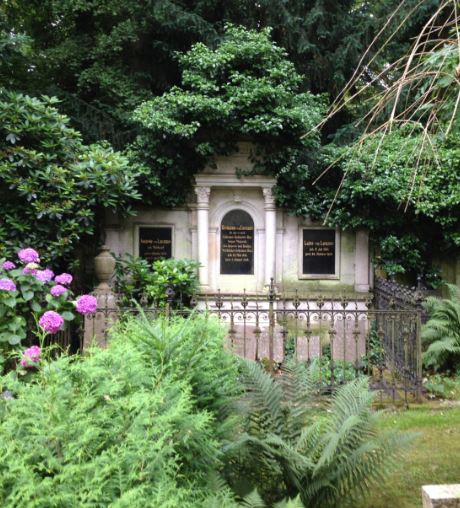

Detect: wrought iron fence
85,280,423,404
374,276,429,314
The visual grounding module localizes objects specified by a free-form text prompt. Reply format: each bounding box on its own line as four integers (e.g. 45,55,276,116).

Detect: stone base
422,485,460,508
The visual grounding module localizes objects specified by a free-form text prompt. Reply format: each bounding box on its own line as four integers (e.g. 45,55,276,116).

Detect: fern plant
422,284,460,371
224,360,411,508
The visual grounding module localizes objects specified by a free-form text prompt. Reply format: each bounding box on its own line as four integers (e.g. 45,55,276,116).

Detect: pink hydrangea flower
50,284,67,297
35,268,54,283
39,311,64,334
54,273,73,286
0,278,16,291
18,248,40,264
75,295,97,315
20,345,41,368
23,262,39,275
2,261,15,270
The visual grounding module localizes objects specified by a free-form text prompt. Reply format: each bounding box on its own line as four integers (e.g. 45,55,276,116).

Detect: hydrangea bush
0,247,97,371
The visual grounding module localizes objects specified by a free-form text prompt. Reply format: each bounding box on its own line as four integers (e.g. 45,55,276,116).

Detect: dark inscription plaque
220,210,254,275
139,227,172,262
302,229,336,275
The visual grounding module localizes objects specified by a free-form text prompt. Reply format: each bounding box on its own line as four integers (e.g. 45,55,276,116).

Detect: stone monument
103,142,371,295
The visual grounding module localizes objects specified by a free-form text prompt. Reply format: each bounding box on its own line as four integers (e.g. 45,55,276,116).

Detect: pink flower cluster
2,261,15,270
50,284,67,297
76,295,97,315
35,269,54,283
54,273,72,286
23,262,39,275
39,311,64,334
0,278,16,292
18,248,40,264
20,345,41,368
2,248,99,339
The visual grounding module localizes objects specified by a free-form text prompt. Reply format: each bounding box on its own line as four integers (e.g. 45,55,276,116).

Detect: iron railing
85,280,423,405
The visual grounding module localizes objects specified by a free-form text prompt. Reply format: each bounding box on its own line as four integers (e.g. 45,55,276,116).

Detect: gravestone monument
103,142,371,294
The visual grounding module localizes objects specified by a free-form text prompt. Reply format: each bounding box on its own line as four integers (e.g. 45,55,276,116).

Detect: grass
355,401,460,508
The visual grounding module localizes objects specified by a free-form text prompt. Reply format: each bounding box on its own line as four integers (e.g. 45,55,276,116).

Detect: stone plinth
422,485,460,508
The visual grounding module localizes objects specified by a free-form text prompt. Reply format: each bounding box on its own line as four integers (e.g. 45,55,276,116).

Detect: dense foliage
0,91,141,263
114,255,199,308
0,316,242,507
2,1,451,280
0,315,408,507
287,127,460,279
131,25,325,206
225,360,409,507
1,0,404,128
422,284,460,372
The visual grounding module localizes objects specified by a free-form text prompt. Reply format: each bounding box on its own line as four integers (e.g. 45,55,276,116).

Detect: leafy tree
305,0,460,281
0,90,141,264
4,0,435,141
131,25,325,206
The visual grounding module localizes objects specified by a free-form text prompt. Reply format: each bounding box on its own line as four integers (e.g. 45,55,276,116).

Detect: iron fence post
416,312,423,402
268,278,276,373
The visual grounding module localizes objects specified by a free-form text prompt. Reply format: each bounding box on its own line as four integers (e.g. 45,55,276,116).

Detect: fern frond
240,490,266,507
274,495,305,507
240,359,284,435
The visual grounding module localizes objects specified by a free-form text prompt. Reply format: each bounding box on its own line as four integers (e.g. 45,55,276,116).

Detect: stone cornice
195,173,275,188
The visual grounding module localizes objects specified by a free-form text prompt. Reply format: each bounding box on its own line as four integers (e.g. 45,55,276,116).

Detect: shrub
0,91,141,264
225,360,411,507
0,314,241,507
423,373,460,400
422,284,460,371
114,255,199,308
0,248,96,372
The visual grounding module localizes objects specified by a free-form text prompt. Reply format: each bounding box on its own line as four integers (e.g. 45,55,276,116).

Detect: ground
356,401,460,508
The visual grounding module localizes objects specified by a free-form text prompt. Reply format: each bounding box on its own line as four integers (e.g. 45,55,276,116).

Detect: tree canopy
0,0,457,282
130,25,325,207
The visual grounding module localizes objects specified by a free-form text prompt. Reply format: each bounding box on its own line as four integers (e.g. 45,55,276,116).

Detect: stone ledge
422,485,460,508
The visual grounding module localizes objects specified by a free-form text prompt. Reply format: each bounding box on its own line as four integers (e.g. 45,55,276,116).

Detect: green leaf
7,334,22,345
2,297,16,308
31,301,42,312
22,290,34,301
61,311,75,321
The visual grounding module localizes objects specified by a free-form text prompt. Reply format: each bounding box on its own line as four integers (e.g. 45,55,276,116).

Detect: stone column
354,229,370,292
263,187,277,285
83,245,117,349
195,186,211,287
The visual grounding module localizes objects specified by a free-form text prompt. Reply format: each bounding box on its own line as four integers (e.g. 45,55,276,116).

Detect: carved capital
195,186,211,206
262,187,275,208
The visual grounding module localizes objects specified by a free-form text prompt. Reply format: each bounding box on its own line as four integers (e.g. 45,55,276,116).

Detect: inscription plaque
302,229,336,275
139,227,172,263
220,210,254,275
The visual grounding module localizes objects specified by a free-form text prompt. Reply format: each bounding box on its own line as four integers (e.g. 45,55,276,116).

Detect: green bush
0,314,241,507
0,91,141,264
0,314,408,507
131,25,324,208
423,373,460,400
114,255,199,308
225,360,411,507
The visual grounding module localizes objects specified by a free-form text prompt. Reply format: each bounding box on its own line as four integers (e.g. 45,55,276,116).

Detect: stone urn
94,245,116,290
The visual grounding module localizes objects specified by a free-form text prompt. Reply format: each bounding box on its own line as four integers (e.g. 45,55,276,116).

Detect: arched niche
220,209,254,275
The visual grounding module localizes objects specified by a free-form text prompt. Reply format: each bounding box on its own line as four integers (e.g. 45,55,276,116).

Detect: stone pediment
196,141,275,188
